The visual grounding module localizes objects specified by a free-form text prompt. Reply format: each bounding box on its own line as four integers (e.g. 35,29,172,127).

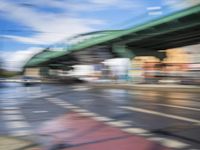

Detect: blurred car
22,76,41,86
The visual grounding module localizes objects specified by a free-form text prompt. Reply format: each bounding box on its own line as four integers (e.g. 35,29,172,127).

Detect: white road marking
120,120,133,124
47,98,70,105
46,97,58,102
2,110,21,114
122,128,148,134
61,103,72,106
32,110,48,113
73,109,90,113
106,121,130,127
31,95,43,98
79,112,98,117
2,107,19,110
121,106,200,124
46,97,82,109
65,105,80,109
92,116,113,122
148,137,163,142
45,97,190,148
62,105,71,109
6,121,30,128
162,138,189,149
3,115,25,121
73,87,90,91
149,103,200,111
148,137,189,149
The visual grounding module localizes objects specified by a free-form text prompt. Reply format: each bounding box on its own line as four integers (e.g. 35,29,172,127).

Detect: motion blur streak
0,0,200,150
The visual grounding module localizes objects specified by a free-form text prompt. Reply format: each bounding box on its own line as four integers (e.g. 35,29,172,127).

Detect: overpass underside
24,4,200,77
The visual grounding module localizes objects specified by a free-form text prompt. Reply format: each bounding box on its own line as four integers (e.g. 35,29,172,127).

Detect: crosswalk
0,85,199,150
1,106,32,136
45,95,191,150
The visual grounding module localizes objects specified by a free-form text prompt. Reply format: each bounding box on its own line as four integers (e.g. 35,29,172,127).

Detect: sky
0,0,199,71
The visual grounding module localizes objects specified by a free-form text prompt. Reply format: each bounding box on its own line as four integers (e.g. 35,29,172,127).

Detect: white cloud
0,0,142,71
0,0,143,45
18,0,138,12
88,0,141,9
1,47,43,71
2,17,104,45
2,35,45,45
147,6,162,10
0,0,105,45
148,11,163,16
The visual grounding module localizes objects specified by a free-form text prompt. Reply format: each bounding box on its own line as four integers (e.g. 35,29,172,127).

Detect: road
0,82,199,149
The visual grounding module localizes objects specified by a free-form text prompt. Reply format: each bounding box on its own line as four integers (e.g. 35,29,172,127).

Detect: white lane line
6,121,30,129
47,98,79,109
162,138,189,149
32,110,48,113
121,106,200,124
2,110,21,114
120,120,133,124
2,107,19,110
73,87,90,91
149,103,200,112
79,112,99,117
122,128,148,134
47,97,70,105
73,109,90,113
3,115,25,121
92,116,114,122
46,97,57,102
64,105,80,109
148,137,189,149
105,121,130,127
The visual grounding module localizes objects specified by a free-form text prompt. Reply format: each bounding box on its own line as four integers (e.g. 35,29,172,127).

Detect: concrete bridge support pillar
40,67,50,78
112,44,135,59
24,68,41,77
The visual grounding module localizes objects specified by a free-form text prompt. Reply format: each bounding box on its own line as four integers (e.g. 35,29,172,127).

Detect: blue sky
0,0,199,70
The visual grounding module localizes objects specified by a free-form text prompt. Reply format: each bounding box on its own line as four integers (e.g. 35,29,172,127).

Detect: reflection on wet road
0,83,199,149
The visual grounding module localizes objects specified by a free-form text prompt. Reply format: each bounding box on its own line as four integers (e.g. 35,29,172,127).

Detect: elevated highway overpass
24,4,200,76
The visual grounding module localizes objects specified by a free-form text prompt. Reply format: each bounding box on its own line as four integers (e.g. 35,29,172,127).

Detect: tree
0,57,3,76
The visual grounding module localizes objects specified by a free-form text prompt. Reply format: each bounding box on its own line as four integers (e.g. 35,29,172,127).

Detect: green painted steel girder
67,4,200,52
25,50,67,67
24,4,200,68
121,20,200,45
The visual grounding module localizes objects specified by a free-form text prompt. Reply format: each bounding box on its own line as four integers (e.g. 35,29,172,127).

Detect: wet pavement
0,82,200,149
38,112,171,150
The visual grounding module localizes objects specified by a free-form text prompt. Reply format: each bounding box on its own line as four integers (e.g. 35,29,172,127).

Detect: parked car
22,76,41,86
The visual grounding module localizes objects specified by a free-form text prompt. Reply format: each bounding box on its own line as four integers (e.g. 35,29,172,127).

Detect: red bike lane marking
37,112,172,150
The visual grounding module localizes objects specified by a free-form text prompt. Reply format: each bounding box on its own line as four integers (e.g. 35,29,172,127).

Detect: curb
90,83,200,93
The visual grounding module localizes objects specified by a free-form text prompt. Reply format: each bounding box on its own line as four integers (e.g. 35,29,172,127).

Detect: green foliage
0,70,21,78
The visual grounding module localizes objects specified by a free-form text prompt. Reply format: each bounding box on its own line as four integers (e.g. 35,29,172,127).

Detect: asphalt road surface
0,82,199,149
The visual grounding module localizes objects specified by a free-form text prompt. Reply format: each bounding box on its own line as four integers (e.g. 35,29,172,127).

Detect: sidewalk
0,136,40,150
90,83,200,93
